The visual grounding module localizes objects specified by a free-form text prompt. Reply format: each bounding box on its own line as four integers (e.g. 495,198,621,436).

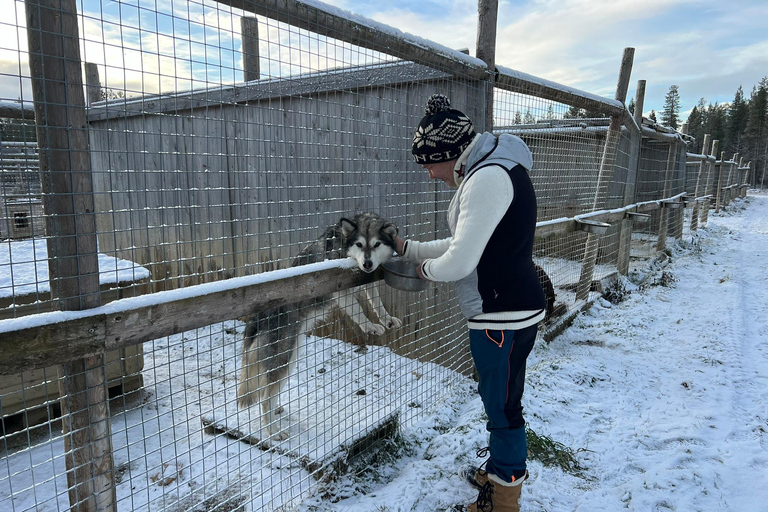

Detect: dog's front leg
365,283,401,329
334,290,386,336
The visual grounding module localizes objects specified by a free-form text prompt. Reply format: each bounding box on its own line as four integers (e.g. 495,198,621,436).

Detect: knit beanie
411,94,476,164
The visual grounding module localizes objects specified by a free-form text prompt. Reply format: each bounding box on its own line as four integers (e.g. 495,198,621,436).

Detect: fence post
476,0,498,132
241,16,260,82
85,62,101,106
656,143,678,251
690,134,711,232
701,140,718,226
672,143,686,241
617,78,645,275
576,47,633,301
715,151,725,212
24,0,115,510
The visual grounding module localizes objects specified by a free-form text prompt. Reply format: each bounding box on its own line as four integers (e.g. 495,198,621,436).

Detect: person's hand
395,236,405,256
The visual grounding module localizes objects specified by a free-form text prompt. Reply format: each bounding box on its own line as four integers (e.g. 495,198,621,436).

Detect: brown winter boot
463,446,490,489
467,471,528,512
463,467,489,489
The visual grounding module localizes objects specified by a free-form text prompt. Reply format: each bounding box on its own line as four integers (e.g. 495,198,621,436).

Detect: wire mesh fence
0,0,753,511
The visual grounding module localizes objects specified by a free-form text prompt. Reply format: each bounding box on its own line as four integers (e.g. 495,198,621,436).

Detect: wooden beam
495,65,625,117
577,47,634,301
0,263,379,374
85,62,101,106
0,101,36,119
476,0,498,132
214,0,488,79
24,0,115,509
241,16,260,82
87,62,449,121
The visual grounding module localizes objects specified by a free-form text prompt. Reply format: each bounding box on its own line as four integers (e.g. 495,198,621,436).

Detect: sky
1,0,767,123
333,0,768,121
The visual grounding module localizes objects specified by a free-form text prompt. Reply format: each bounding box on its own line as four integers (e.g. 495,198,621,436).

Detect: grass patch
526,426,587,477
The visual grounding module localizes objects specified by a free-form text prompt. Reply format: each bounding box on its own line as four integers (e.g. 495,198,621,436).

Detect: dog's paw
364,323,386,336
383,315,402,329
269,429,290,441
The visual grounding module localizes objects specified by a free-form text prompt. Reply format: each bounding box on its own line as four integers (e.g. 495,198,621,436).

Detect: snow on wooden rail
0,259,376,374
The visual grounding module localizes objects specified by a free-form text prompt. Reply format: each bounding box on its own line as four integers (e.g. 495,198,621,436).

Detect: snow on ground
1,194,766,512
0,238,150,299
300,194,768,512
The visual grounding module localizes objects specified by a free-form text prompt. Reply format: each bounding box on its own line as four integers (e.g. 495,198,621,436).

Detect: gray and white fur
237,212,401,440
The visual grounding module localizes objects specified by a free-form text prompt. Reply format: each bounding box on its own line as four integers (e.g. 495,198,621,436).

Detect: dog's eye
356,242,363,248
374,242,381,248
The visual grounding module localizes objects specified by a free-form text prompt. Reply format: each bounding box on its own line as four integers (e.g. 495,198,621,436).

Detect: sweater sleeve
421,166,514,282
402,237,452,261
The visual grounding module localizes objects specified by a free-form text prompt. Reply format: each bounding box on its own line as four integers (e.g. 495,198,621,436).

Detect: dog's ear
380,222,398,240
339,218,357,238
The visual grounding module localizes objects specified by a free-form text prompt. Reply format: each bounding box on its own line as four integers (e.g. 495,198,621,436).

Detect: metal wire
0,0,725,511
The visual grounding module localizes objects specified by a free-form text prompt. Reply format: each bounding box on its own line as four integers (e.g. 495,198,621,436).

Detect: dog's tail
237,316,268,409
237,303,323,409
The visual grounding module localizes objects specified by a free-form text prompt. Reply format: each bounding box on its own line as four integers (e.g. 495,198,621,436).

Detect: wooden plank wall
89,74,480,371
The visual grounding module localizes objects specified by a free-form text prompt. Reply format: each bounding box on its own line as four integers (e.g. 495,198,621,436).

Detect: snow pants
469,323,538,483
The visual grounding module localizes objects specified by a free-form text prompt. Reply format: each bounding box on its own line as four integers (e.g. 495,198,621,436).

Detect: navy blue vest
461,139,546,315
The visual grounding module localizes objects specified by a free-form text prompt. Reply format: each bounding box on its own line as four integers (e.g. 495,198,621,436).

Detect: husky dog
237,212,401,440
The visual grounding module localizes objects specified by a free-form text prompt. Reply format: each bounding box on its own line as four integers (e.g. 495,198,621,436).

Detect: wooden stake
84,62,101,106
577,48,634,300
24,0,115,509
241,16,260,82
690,133,711,232
476,0,498,132
617,79,645,275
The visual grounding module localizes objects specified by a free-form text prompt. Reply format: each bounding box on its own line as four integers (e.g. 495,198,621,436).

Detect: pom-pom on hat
411,94,476,164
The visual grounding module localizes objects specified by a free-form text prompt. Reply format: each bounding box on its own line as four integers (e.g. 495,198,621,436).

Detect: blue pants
469,324,538,483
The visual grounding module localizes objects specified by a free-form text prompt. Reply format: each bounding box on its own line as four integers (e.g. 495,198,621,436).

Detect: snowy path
305,194,768,512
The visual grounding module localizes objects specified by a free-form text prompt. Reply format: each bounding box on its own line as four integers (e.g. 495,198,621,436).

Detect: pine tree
627,98,636,116
705,103,727,148
660,85,681,130
523,109,535,124
744,78,768,186
726,86,750,156
686,105,704,153
564,106,585,119
649,110,657,123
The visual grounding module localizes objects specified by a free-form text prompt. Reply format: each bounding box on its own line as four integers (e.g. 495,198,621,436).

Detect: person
396,94,546,512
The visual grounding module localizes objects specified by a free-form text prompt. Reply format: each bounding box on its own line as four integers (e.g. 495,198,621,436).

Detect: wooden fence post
24,0,115,510
576,48,634,300
241,16,260,82
85,62,101,106
701,140,718,226
476,0,498,133
617,78,645,275
672,143,686,241
715,151,725,212
690,134,711,232
656,143,678,251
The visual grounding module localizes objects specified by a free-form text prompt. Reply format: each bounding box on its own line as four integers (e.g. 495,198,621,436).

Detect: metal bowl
575,218,612,235
381,259,429,292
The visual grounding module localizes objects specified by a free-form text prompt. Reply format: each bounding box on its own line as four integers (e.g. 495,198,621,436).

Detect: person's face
422,160,457,188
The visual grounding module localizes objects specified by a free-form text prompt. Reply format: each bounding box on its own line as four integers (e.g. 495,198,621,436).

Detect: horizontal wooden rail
0,101,36,120
87,62,449,121
495,65,625,116
1,191,691,374
217,0,488,80
0,260,378,374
